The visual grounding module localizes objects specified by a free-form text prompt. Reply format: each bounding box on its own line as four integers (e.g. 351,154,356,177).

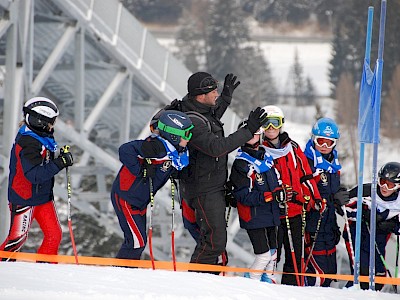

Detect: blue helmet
312,118,340,139
157,110,194,146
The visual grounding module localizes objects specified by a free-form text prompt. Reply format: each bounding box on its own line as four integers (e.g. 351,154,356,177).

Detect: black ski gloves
222,73,240,98
377,217,398,233
246,107,268,134
272,185,294,204
143,159,157,178
225,181,237,207
54,145,74,170
362,208,384,223
334,188,350,206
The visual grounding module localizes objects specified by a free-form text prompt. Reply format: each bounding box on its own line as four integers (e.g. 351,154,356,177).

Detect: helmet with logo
261,105,285,132
23,97,59,133
157,110,194,146
312,118,340,139
378,162,400,185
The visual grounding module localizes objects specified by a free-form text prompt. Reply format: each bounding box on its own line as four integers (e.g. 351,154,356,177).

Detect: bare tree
336,72,358,178
382,64,400,140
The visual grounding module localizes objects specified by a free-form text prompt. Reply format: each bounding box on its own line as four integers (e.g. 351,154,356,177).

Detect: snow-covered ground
0,261,398,300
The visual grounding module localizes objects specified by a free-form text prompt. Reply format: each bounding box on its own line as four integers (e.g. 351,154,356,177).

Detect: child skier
261,105,323,286
303,118,349,287
344,161,400,291
111,110,193,260
0,97,73,258
230,120,292,283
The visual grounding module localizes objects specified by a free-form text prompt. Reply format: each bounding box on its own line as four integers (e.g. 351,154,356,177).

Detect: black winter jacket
179,95,253,198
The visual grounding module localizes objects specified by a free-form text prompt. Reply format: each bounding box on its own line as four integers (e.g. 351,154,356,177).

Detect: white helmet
262,105,285,132
23,97,59,132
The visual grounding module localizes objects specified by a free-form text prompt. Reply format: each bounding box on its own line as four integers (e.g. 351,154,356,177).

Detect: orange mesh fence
1,250,399,285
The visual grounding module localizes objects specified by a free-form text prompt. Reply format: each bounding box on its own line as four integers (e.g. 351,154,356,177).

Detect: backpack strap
186,111,211,131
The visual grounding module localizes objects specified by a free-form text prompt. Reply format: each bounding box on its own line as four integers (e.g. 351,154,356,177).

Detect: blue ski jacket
111,136,181,210
8,132,61,206
230,146,281,230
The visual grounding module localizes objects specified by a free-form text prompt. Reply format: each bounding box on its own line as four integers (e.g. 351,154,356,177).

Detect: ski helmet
378,162,400,189
261,105,285,132
23,97,59,132
312,118,340,139
157,110,194,146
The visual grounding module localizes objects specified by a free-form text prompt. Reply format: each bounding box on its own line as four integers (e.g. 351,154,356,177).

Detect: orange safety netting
1,250,399,285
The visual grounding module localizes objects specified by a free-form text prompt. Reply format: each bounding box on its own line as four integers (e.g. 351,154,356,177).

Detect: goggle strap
158,121,193,140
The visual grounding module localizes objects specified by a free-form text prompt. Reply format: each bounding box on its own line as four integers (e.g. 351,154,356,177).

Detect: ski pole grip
60,145,70,154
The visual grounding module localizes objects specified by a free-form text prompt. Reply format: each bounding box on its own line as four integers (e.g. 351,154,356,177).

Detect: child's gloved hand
143,159,157,178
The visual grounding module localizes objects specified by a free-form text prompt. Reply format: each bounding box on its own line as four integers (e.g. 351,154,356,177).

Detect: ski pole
145,159,156,270
366,222,397,293
226,205,232,226
285,202,301,286
300,196,310,286
170,177,177,271
343,205,355,269
62,145,78,264
304,201,326,273
395,235,399,293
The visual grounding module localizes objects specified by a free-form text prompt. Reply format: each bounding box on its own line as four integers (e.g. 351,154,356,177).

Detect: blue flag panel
357,58,383,144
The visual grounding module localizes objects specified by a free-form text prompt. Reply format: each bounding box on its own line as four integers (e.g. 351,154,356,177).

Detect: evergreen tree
175,0,277,116
287,49,315,106
175,9,204,71
329,0,400,98
382,64,400,139
205,0,249,78
290,50,305,105
304,77,316,106
122,0,186,24
234,46,278,116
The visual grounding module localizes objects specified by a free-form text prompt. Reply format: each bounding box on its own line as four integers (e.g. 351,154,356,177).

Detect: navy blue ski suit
344,183,400,291
304,147,341,287
111,136,183,259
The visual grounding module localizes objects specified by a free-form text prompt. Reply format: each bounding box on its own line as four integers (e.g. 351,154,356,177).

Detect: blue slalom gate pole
354,6,373,289
369,0,386,290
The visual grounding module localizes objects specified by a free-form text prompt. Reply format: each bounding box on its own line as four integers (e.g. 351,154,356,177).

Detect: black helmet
23,97,59,133
378,162,400,185
157,110,194,146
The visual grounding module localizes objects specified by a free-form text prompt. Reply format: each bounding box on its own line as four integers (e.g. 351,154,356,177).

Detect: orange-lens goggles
378,178,399,190
314,137,337,148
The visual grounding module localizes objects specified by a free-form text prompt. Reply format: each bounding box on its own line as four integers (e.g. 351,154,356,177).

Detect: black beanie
187,72,218,96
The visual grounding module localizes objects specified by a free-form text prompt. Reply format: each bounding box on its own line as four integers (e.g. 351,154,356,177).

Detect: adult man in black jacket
179,71,268,269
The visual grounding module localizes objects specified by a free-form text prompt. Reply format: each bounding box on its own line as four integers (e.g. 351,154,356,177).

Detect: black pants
277,214,303,286
247,226,278,255
188,190,227,267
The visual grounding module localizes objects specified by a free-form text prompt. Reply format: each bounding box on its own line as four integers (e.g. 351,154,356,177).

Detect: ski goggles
313,136,337,148
157,121,194,141
378,177,400,191
262,116,284,130
195,78,219,94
